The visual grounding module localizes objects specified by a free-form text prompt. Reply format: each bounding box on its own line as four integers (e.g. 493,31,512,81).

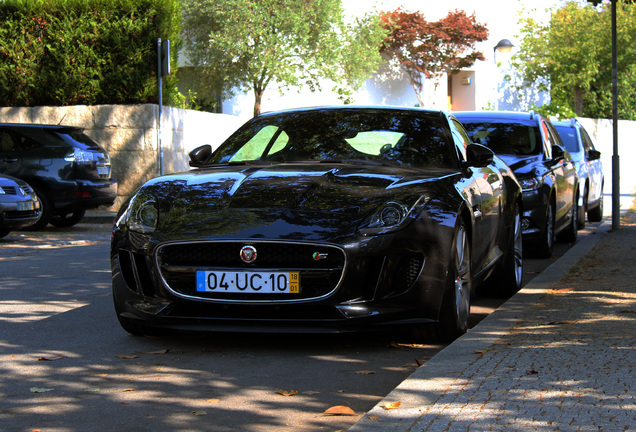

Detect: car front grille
156,241,346,303
1,186,16,194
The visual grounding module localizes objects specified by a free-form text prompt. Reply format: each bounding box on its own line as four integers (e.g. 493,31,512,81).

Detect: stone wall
0,104,244,210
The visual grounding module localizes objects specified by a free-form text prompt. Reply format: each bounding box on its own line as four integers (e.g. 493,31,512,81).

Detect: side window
451,119,470,161
0,130,17,152
579,127,593,157
540,121,554,159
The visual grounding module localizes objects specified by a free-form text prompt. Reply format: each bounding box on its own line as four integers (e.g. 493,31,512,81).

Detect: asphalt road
0,220,603,432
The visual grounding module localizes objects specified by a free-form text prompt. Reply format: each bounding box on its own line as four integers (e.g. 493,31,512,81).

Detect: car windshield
553,126,580,153
207,109,454,169
460,120,542,156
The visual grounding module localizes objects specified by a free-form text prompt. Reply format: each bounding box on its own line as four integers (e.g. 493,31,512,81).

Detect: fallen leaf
142,349,171,355
547,320,578,325
191,410,207,416
368,416,379,421
37,356,63,361
355,370,375,375
122,388,135,392
323,405,356,416
276,389,299,397
474,349,488,354
526,369,538,375
553,288,573,293
30,387,54,393
389,341,404,349
116,354,139,359
414,359,423,367
205,398,220,403
382,401,402,410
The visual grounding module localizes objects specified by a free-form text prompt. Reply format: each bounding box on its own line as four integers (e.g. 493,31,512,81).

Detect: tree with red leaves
380,9,488,107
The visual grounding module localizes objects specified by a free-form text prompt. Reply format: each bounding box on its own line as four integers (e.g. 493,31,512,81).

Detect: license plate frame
17,201,35,211
196,270,300,294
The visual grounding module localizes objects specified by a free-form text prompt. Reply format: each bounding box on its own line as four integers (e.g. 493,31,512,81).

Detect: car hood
139,162,455,241
497,154,543,178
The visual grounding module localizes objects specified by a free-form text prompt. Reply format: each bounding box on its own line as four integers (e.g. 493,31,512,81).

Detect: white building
217,0,561,119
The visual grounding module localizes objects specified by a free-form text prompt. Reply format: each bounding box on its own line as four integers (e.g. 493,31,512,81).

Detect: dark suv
454,111,579,258
0,123,117,229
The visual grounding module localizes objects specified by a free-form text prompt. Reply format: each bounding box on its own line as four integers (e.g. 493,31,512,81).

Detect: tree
380,8,488,107
182,0,387,116
511,0,636,120
0,0,181,107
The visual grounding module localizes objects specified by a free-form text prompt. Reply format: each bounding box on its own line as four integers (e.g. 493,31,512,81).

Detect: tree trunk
253,87,263,117
574,87,584,116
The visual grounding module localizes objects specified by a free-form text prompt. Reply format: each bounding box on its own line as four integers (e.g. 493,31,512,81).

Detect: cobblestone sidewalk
351,213,636,432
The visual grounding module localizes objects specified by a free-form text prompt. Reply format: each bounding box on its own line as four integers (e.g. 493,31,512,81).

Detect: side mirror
588,149,601,161
551,144,565,161
189,144,212,167
464,143,494,168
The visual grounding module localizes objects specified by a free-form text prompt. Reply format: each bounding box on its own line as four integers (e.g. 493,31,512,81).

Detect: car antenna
57,114,66,125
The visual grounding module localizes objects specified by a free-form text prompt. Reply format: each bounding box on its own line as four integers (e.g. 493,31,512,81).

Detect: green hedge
0,0,181,106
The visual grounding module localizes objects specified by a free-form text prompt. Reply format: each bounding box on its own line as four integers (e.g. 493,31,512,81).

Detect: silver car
553,119,604,227
0,174,41,238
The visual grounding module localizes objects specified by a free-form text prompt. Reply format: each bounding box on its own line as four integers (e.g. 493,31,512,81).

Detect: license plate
196,271,300,294
97,166,110,176
17,201,35,211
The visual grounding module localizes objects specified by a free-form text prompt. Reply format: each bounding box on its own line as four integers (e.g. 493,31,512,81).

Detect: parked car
454,111,579,258
112,106,523,341
0,174,41,238
0,123,117,229
552,119,604,227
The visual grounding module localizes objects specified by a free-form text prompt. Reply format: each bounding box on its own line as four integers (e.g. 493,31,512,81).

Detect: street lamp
493,39,514,64
493,39,514,110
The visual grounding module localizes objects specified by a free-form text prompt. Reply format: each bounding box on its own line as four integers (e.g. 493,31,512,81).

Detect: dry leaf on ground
323,405,356,416
355,370,375,375
276,389,299,396
382,401,402,410
37,356,63,361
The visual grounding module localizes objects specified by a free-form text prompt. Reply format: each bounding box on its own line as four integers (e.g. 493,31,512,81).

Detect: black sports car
111,107,522,341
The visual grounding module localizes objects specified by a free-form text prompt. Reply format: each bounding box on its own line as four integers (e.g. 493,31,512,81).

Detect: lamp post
493,39,514,110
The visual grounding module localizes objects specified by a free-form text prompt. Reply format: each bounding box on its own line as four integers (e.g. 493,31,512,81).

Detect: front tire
436,221,471,341
486,203,523,297
558,190,578,244
22,186,53,231
588,187,604,222
50,210,86,228
533,202,555,258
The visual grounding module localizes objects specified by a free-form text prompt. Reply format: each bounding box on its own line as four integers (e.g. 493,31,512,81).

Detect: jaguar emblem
239,245,258,264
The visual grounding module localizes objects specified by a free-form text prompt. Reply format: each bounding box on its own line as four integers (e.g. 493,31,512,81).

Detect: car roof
0,123,85,133
258,105,447,118
453,111,542,122
551,119,579,128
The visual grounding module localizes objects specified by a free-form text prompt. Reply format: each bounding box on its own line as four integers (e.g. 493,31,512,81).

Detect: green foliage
182,0,388,116
0,0,182,106
512,0,636,120
530,103,576,120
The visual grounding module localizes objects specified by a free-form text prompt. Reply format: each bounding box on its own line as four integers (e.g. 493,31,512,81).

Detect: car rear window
460,120,542,156
554,126,580,153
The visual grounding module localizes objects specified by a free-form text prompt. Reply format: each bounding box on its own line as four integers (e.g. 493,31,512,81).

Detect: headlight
359,196,429,235
123,190,159,234
519,177,540,191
